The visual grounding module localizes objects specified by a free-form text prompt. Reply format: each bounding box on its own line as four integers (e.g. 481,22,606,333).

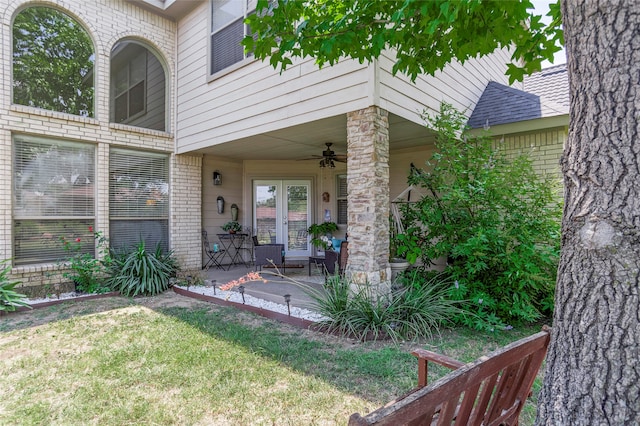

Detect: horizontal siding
179,58,368,130
202,156,245,251
389,145,435,200
180,79,369,149
176,2,371,154
378,48,515,126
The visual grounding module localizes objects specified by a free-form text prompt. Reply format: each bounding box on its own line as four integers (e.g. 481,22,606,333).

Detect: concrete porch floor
202,261,328,310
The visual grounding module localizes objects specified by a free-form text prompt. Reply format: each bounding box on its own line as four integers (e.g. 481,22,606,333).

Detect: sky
531,0,567,67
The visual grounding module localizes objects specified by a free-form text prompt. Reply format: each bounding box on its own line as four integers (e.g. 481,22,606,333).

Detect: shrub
0,260,30,312
305,272,461,343
59,228,112,294
400,103,561,326
108,242,179,297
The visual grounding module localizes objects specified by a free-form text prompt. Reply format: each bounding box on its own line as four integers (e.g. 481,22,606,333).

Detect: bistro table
216,233,249,268
308,250,338,275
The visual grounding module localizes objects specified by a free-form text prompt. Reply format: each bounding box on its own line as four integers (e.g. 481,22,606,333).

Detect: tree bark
537,1,640,424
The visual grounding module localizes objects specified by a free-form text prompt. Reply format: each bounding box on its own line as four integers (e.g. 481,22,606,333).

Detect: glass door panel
285,183,310,257
254,183,277,245
253,180,311,257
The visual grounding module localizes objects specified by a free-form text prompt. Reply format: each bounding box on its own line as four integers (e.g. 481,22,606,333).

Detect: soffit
189,113,434,161
128,0,204,21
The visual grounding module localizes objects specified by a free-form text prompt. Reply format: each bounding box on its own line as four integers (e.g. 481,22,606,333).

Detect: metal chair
202,230,225,270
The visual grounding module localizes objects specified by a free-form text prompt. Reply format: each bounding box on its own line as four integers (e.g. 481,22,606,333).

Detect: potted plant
390,210,420,280
389,232,411,281
221,220,242,234
308,222,338,250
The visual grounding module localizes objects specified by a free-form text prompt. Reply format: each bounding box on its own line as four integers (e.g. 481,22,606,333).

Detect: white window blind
13,134,95,265
109,148,169,252
210,0,255,75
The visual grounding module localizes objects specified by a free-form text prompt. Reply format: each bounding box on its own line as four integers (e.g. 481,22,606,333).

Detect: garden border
1,291,120,316
3,288,319,332
172,286,317,329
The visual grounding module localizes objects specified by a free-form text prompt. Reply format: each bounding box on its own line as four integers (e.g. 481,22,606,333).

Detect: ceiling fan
298,143,347,168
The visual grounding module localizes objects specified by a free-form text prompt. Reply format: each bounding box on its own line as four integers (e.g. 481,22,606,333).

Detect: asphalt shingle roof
468,64,568,129
523,64,569,108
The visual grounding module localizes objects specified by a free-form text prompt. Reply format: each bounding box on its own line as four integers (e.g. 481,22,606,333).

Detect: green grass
0,295,545,425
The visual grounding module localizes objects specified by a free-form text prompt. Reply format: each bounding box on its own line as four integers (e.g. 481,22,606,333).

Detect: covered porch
192,108,437,288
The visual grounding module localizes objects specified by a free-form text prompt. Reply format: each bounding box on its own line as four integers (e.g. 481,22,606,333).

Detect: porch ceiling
192,113,434,161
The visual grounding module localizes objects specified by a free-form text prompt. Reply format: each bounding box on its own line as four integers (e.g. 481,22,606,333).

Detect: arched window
110,41,166,131
13,6,94,117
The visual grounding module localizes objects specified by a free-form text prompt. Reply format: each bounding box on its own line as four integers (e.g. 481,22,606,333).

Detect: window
336,174,348,225
110,41,166,131
109,148,169,252
114,53,146,123
13,135,95,265
210,0,255,75
12,6,95,116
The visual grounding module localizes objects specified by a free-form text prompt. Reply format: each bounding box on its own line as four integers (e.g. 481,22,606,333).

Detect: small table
309,256,326,276
217,233,249,268
309,254,339,275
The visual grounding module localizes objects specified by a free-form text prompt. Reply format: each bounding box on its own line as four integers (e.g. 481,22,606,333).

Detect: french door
253,180,311,258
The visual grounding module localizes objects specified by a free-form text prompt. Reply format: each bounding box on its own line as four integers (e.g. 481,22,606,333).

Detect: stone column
346,106,390,290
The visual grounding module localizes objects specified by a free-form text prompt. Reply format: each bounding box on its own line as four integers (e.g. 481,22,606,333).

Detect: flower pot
390,259,410,281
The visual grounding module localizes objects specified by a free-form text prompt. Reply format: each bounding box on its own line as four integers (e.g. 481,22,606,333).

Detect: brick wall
0,0,201,293
499,127,566,181
171,153,203,271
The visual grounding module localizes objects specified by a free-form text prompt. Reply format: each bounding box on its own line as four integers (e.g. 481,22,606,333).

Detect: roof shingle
468,64,568,129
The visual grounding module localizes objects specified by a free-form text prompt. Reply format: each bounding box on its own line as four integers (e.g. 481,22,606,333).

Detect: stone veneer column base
346,106,391,290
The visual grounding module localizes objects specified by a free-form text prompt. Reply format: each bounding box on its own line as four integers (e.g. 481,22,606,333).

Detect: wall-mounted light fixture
213,170,222,185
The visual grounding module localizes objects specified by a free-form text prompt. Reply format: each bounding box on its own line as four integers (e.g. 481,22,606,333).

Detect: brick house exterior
0,0,567,295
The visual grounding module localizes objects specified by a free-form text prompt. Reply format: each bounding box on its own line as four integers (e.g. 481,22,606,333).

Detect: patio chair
338,241,348,275
202,230,225,270
323,249,338,275
253,236,285,273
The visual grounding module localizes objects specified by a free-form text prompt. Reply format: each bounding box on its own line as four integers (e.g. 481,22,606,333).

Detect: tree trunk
537,1,640,424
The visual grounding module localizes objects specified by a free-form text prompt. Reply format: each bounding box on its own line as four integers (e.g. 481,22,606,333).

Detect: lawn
0,292,543,425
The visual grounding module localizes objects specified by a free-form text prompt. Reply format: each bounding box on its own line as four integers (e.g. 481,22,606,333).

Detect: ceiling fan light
319,159,325,168
329,159,335,168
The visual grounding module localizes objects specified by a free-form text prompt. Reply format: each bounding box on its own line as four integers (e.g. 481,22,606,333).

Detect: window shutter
337,175,348,225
